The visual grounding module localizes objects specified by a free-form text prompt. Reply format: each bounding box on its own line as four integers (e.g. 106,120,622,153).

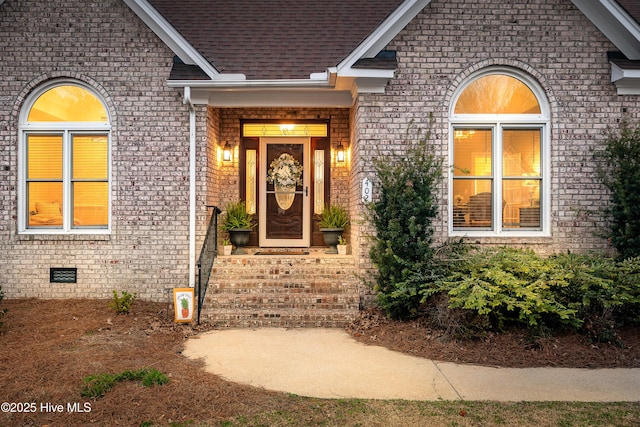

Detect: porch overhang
167,69,395,107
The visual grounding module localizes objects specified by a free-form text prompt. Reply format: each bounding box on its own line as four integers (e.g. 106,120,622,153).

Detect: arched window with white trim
19,81,111,233
449,69,549,236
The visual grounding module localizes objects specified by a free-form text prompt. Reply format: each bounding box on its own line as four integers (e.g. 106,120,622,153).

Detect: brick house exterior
1,0,640,310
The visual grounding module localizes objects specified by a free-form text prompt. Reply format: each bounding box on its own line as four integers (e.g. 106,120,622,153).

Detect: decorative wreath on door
267,153,303,210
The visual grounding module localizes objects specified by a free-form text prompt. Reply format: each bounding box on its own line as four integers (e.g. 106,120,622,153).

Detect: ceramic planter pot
320,228,343,254
228,228,251,254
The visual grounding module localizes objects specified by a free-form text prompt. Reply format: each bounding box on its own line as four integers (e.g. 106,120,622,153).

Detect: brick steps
199,253,361,327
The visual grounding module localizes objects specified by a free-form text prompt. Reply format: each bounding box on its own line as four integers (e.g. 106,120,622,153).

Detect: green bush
108,290,136,315
596,120,640,260
437,247,577,330
367,120,447,319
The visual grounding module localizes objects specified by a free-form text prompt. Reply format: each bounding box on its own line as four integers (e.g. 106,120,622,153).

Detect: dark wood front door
240,135,330,247
260,138,309,246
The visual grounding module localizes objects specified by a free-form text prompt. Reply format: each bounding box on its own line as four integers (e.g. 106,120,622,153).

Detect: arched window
450,69,549,235
19,82,111,233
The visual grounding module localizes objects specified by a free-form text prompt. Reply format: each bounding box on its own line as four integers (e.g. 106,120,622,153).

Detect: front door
259,138,310,247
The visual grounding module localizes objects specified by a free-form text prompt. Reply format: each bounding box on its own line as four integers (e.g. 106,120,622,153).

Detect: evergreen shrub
367,120,449,319
596,120,640,259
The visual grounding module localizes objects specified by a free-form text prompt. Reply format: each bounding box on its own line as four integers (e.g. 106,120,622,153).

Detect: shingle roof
617,0,640,26
147,0,404,80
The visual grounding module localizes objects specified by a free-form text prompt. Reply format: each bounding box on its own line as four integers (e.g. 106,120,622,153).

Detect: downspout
184,86,197,287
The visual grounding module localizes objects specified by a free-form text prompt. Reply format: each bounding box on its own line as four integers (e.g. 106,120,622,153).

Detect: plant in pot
221,201,255,254
318,204,350,254
221,238,232,256
337,236,348,256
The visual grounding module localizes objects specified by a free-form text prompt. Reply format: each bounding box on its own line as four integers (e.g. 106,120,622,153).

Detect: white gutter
184,86,197,288
166,77,333,89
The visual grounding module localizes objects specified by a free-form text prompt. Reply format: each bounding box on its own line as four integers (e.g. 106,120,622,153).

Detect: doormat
255,248,309,255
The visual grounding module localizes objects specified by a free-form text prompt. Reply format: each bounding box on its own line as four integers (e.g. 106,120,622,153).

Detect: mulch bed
0,299,638,426
347,308,640,369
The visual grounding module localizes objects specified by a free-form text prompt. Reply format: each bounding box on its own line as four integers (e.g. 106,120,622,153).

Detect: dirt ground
0,299,638,426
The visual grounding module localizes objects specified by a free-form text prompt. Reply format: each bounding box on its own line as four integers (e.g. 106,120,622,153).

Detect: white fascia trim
167,78,331,89
167,75,355,106
571,0,640,60
123,0,219,78
337,0,431,71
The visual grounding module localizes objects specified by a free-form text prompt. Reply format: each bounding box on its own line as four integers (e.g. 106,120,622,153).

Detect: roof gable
147,0,404,80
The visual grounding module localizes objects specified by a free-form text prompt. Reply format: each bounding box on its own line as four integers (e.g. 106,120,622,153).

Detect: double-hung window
19,82,111,233
450,69,549,236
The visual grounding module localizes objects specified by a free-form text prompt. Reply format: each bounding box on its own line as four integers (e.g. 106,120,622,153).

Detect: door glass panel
246,150,257,215
265,143,305,240
314,150,325,215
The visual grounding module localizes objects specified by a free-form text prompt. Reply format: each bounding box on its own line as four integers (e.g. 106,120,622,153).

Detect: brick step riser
200,309,359,328
203,295,360,310
203,256,360,327
209,284,358,293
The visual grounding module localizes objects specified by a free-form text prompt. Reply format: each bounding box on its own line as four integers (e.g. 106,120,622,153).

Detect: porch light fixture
336,142,346,163
223,142,232,162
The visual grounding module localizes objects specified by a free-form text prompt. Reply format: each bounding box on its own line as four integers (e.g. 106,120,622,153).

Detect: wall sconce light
336,142,346,163
223,142,232,162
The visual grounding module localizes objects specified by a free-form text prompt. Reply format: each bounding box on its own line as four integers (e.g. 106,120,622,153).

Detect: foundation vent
50,268,77,283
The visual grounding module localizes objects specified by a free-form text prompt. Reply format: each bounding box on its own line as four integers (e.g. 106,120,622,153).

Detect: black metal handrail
197,205,221,324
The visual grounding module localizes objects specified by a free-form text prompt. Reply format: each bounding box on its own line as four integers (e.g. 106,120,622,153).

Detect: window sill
17,232,111,242
449,232,553,246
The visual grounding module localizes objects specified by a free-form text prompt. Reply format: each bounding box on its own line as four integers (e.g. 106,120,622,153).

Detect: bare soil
0,299,638,426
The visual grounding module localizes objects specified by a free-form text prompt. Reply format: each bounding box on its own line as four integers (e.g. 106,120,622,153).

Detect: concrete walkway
183,328,640,402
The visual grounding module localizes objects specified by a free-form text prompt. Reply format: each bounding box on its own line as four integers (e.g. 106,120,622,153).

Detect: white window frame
18,80,112,235
448,68,550,237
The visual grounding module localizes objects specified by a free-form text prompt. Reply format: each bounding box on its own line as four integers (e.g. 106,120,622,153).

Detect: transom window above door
449,69,549,236
18,81,111,234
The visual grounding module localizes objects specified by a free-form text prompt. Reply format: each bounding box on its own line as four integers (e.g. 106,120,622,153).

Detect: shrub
436,248,640,337
596,120,640,260
108,290,136,315
438,247,578,330
367,120,447,319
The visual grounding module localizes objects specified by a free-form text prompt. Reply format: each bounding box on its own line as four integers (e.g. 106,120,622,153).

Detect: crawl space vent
50,268,77,283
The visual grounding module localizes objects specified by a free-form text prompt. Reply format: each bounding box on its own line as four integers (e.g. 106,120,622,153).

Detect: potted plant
337,236,348,255
221,201,255,254
318,204,350,254
221,238,232,256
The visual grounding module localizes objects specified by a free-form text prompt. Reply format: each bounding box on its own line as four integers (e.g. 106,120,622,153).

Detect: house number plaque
362,178,372,203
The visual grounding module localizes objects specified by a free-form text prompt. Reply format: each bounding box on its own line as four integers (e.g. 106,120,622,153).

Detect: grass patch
81,368,169,398
218,398,640,427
